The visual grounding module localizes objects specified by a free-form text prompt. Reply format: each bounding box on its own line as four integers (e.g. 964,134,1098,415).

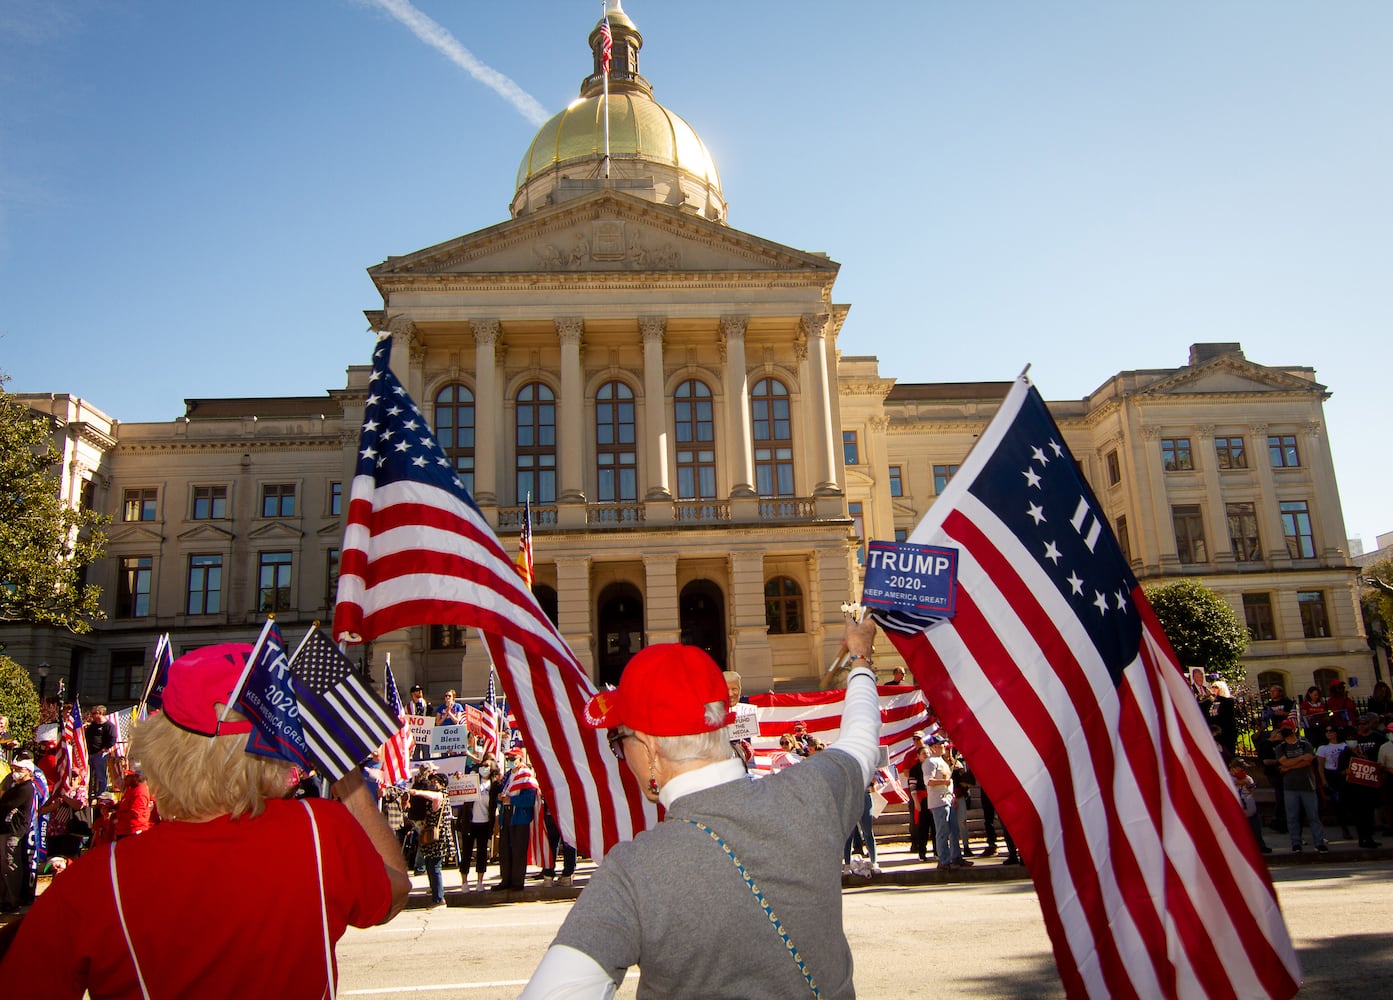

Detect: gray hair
654,701,734,764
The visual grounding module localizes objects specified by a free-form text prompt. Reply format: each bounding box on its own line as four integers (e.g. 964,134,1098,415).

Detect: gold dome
510,2,727,223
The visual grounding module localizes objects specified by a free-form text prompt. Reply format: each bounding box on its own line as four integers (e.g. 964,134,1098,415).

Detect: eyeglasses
608,730,633,761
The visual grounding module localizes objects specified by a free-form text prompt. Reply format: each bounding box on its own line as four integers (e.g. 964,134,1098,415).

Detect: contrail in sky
366,0,550,125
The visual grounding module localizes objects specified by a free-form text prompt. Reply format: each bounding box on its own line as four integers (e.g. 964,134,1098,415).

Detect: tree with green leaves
0,374,108,633
1144,578,1249,688
1359,557,1393,659
0,653,41,746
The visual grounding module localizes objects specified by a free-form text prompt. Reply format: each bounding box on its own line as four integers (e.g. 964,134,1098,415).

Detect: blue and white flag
231,619,313,769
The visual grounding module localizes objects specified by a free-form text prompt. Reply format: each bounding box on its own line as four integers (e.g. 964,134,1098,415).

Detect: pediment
247,521,304,541
106,524,164,545
176,523,235,543
316,520,343,538
1138,356,1325,397
370,190,838,283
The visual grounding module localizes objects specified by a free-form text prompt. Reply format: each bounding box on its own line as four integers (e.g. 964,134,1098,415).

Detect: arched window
516,382,557,503
596,381,637,502
434,384,475,495
674,379,716,500
764,576,804,634
751,377,793,497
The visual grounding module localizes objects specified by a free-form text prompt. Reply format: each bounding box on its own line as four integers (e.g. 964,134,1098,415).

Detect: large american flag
745,686,931,773
380,656,414,787
333,334,654,859
286,625,401,782
879,378,1299,1000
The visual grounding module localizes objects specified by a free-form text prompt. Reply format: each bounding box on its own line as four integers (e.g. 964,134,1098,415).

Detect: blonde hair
132,712,295,821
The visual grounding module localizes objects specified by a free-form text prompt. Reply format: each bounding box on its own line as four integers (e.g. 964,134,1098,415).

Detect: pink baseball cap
159,644,255,738
584,644,735,737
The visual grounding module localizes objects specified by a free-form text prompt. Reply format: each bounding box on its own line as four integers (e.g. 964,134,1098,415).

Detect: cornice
114,437,347,456
373,271,834,295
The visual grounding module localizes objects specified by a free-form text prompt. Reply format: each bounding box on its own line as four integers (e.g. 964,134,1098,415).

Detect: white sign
729,703,761,741
430,756,476,805
430,724,471,756
406,715,432,748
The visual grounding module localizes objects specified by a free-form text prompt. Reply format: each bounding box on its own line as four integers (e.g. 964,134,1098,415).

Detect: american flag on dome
332,334,654,860
877,376,1299,1000
599,14,613,74
380,656,415,787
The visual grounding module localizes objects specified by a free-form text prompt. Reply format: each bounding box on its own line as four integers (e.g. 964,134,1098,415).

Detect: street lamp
37,662,50,699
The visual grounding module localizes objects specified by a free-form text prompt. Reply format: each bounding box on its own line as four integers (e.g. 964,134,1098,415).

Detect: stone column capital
555,316,585,345
639,315,666,344
471,318,501,347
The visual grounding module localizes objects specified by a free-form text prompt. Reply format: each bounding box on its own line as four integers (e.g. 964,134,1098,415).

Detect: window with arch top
751,377,794,497
516,382,557,503
434,383,475,496
764,576,804,634
674,379,716,500
596,380,637,502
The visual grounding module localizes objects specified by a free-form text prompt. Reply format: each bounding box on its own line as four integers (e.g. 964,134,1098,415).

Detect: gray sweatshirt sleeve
831,666,881,785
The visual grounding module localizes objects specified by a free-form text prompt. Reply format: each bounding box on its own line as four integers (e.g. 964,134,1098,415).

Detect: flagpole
602,0,610,181
221,617,278,727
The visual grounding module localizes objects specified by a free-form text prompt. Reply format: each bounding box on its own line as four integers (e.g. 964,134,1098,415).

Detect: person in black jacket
1,758,40,913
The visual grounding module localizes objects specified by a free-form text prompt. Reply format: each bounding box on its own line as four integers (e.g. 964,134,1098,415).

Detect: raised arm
832,614,883,786
333,770,411,922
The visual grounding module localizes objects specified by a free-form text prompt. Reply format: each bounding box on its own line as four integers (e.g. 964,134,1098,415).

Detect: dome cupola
511,1,727,223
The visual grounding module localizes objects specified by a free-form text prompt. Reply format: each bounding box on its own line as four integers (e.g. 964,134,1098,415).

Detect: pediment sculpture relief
533,221,682,272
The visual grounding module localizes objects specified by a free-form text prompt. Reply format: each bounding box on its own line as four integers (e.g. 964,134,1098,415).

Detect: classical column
642,551,680,645
800,313,840,495
387,316,419,399
1249,423,1289,564
1301,419,1345,560
1139,426,1178,572
471,319,500,505
556,317,586,503
721,315,756,497
1195,425,1232,565
640,316,671,500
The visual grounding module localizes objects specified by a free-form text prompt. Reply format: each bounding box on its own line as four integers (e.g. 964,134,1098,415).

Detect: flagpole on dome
601,0,612,181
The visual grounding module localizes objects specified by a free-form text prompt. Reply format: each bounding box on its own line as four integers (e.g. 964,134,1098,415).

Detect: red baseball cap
584,644,735,737
159,644,255,738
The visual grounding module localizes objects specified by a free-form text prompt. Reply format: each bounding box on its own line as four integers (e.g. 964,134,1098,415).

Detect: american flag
332,334,654,860
286,625,401,782
599,14,612,74
879,377,1299,1000
481,668,500,758
514,497,535,588
380,656,415,787
745,686,931,771
59,696,90,805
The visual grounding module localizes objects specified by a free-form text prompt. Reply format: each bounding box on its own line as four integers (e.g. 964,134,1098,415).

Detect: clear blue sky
2,1,1389,547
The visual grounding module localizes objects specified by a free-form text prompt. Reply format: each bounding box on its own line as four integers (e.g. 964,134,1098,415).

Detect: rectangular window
191,485,227,520
933,464,960,494
1116,515,1131,564
123,488,157,522
325,548,340,608
1105,450,1121,486
894,528,908,542
1243,593,1277,641
842,431,860,466
109,650,147,702
1280,500,1315,559
187,554,223,615
430,625,468,650
329,481,343,517
1172,505,1208,563
1214,436,1247,470
1298,590,1330,638
260,484,296,518
1226,502,1262,562
849,501,865,565
257,551,293,612
1268,434,1301,468
888,465,904,498
1161,438,1193,472
116,556,153,617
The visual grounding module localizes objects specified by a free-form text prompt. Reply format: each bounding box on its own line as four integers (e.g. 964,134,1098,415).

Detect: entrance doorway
679,579,726,669
597,582,644,688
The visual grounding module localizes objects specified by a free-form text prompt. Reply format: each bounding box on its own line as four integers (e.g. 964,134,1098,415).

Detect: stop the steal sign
861,540,958,617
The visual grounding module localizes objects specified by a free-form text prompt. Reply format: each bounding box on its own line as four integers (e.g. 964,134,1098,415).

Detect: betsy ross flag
333,334,653,860
380,657,414,787
878,377,1298,1000
287,626,401,782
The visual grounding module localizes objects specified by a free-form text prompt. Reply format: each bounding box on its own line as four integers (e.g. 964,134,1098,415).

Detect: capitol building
6,4,1369,705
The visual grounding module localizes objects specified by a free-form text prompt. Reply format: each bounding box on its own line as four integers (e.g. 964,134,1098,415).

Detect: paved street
337,855,1393,999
